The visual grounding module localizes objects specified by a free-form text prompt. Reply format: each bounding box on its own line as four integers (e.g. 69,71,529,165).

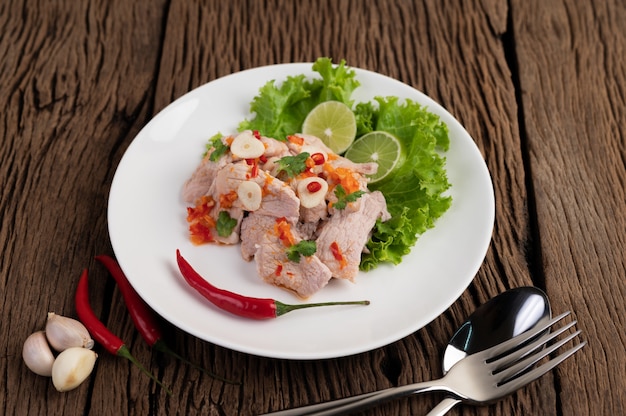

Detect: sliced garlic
51,347,97,392
46,312,94,352
237,180,263,211
297,177,329,208
230,131,265,159
22,331,55,377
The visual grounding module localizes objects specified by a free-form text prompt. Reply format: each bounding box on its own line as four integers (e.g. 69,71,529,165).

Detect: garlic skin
45,312,94,352
22,331,55,377
51,347,97,392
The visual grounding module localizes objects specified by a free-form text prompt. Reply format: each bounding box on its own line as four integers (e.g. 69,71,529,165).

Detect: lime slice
302,101,357,154
344,131,402,183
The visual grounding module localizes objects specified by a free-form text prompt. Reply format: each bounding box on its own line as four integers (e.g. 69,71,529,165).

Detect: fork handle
424,397,461,416
262,380,447,416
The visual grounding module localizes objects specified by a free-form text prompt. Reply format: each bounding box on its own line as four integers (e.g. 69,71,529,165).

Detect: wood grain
1,0,623,415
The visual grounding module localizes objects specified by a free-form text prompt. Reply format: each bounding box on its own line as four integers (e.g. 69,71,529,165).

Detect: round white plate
108,63,494,360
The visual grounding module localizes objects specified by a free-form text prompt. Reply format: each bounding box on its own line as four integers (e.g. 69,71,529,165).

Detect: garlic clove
22,331,55,377
230,131,265,159
297,177,329,208
237,180,263,211
51,347,97,392
45,312,94,352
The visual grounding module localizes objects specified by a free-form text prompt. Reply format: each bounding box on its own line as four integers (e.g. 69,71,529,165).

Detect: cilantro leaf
205,133,229,161
216,211,237,237
333,184,365,210
286,240,317,263
275,152,310,178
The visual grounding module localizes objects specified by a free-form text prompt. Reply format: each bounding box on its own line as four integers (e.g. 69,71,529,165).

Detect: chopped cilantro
286,240,317,263
216,211,237,237
276,152,310,178
333,184,365,210
206,133,229,161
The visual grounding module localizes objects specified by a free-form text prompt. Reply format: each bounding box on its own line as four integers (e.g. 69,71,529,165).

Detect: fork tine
490,319,578,370
479,312,571,360
494,329,581,381
497,340,586,394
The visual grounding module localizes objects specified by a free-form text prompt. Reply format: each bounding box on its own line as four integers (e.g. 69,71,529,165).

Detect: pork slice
182,152,233,203
316,191,389,281
254,173,300,221
240,213,332,298
260,136,291,158
207,161,251,244
300,202,327,224
329,157,379,176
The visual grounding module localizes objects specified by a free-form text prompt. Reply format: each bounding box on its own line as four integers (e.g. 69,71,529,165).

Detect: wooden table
2,1,624,415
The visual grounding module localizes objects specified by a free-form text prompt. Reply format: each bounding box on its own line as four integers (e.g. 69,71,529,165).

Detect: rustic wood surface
1,0,624,415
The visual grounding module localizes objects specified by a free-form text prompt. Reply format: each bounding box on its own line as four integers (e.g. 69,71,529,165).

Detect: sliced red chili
330,241,347,269
310,152,325,165
306,181,323,193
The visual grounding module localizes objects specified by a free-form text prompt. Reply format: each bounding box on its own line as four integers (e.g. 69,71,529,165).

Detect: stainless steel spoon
262,286,550,416
427,286,551,415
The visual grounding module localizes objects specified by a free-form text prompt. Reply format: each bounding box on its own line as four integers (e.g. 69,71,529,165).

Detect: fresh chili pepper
94,255,238,384
75,269,172,395
176,249,370,319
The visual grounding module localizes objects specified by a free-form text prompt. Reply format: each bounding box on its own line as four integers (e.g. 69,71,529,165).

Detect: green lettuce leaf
238,58,358,139
356,97,452,269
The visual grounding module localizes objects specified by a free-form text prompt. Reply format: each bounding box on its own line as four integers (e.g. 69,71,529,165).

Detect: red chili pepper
176,249,370,319
310,152,325,165
306,181,323,193
75,269,172,395
94,255,238,384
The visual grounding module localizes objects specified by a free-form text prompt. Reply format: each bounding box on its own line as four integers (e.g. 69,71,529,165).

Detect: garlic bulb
51,347,97,392
45,312,94,352
22,331,55,377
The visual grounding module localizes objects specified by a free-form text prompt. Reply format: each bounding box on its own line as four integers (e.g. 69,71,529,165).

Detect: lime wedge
344,131,402,183
302,101,357,154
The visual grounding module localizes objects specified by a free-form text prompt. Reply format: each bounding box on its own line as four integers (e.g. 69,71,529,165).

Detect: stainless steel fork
263,311,585,416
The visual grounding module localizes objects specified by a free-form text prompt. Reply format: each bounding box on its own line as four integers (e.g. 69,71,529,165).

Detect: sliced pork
240,213,332,298
316,191,390,281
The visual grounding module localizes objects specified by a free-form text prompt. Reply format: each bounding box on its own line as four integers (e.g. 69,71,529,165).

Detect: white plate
108,63,494,360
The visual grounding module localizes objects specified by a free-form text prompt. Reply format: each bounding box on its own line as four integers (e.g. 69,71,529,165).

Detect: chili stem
116,345,173,395
274,300,370,316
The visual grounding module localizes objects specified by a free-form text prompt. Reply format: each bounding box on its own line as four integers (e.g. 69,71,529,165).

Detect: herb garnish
206,133,230,161
216,211,237,237
276,152,310,178
286,240,317,263
332,184,365,210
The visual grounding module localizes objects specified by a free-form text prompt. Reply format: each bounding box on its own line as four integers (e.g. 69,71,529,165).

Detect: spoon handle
424,397,461,416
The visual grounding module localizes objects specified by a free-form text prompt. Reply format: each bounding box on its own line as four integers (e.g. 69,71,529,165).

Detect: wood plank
0,0,168,414
512,0,626,414
153,1,542,414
